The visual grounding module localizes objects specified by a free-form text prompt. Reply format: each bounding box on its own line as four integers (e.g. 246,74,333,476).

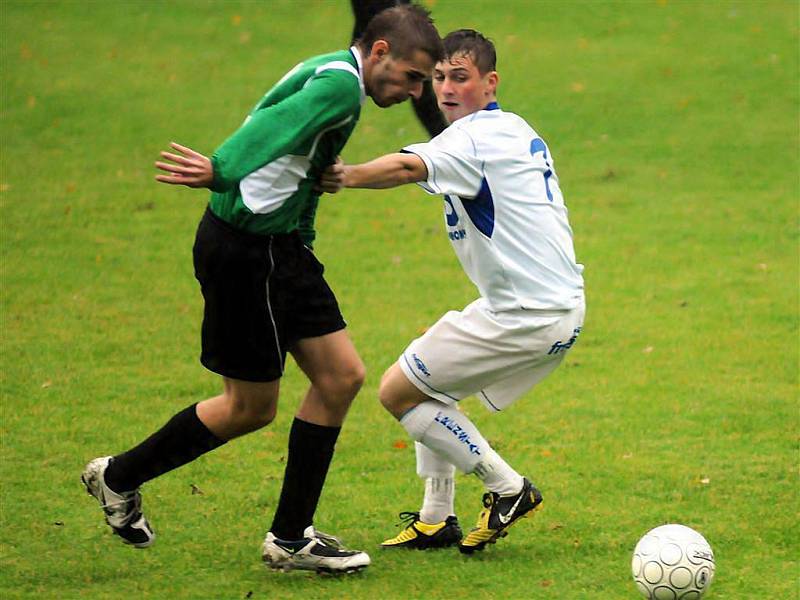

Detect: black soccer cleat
381,511,463,550
459,478,542,554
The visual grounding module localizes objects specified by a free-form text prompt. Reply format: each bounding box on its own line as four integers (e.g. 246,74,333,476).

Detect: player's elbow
398,160,426,185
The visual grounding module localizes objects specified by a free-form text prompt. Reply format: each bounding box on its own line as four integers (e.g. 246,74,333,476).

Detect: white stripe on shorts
264,237,283,376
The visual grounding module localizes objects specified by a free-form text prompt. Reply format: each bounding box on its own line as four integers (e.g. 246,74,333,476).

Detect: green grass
1,0,798,598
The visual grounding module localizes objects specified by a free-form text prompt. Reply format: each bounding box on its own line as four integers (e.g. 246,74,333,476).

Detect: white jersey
404,103,584,312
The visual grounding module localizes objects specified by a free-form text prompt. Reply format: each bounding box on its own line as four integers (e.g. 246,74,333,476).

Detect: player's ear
369,40,390,61
485,71,499,95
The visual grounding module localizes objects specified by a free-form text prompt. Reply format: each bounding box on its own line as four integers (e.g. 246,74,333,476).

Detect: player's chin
375,95,406,108
440,106,461,123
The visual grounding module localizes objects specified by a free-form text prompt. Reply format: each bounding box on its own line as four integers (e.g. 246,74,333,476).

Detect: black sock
270,418,341,540
104,403,225,492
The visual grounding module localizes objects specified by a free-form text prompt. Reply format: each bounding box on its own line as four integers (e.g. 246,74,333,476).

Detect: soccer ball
631,524,715,599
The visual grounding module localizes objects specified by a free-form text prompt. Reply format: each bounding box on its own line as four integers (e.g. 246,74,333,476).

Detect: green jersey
208,47,366,245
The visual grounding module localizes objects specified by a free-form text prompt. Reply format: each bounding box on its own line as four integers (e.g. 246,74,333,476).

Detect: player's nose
439,77,454,95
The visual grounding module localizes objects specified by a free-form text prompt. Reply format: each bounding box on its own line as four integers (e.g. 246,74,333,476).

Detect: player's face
433,53,497,123
366,46,434,108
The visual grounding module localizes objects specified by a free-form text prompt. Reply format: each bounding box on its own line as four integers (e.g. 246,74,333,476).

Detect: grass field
1,0,798,598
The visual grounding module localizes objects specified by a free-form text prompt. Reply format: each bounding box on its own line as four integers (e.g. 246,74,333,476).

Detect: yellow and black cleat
459,478,543,554
382,512,462,550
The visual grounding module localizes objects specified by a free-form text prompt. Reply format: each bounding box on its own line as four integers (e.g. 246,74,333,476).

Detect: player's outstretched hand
316,156,346,194
155,142,213,188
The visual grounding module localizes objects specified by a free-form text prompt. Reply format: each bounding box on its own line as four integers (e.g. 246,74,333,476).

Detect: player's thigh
478,355,564,412
398,301,519,404
223,376,281,415
193,209,285,382
479,303,585,411
399,299,582,406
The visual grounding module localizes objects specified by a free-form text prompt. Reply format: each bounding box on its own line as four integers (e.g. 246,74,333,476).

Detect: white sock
400,400,487,474
473,447,524,496
416,442,455,524
400,400,523,496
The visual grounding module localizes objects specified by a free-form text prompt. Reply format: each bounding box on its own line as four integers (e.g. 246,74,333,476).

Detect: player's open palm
155,142,213,188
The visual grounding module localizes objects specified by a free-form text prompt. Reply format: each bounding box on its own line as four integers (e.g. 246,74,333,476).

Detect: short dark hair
443,29,496,74
358,4,444,63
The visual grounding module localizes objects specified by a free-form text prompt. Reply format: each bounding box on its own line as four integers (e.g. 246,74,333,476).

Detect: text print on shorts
547,326,581,355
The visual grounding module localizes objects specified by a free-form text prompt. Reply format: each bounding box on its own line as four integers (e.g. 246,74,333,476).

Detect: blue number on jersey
530,138,554,202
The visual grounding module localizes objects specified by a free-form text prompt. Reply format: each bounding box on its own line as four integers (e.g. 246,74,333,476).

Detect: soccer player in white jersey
321,29,585,554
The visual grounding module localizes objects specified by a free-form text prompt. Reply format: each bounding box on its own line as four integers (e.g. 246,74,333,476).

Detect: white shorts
398,296,585,412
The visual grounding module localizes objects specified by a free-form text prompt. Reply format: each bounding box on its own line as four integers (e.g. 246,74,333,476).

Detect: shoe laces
396,511,421,527
312,530,344,550
102,488,140,520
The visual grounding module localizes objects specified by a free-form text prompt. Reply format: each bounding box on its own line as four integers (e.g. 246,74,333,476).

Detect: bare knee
379,363,430,419
320,359,366,403
198,380,278,440
231,398,276,429
225,382,278,430
378,367,409,417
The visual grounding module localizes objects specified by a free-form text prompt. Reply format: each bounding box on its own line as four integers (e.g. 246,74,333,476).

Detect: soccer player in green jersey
82,5,443,574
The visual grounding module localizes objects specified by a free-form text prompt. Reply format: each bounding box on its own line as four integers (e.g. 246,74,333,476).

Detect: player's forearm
344,153,427,189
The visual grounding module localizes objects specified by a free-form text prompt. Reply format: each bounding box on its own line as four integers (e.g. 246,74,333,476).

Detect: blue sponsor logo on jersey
444,195,459,226
434,412,481,455
412,354,431,377
548,327,582,355
444,195,466,241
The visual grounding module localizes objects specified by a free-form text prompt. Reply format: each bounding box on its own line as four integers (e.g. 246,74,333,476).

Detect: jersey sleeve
403,126,483,198
210,69,361,192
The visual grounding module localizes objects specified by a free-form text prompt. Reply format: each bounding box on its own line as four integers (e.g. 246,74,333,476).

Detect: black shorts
192,207,346,382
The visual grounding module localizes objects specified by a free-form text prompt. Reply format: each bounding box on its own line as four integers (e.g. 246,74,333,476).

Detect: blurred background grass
1,1,798,598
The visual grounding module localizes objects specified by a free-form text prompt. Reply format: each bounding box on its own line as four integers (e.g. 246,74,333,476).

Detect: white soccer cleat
82,456,155,548
262,526,370,574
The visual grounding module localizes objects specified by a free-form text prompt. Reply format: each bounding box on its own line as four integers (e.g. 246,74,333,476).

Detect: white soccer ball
631,524,715,599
